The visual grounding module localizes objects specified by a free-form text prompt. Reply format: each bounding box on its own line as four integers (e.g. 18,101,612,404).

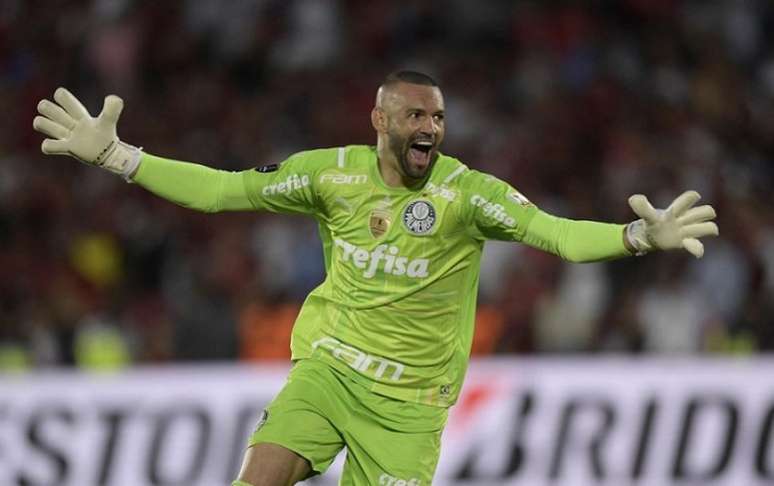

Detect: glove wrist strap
625,220,652,256
96,140,142,181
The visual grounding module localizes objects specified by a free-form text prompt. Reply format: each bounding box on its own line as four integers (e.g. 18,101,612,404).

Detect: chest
323,183,464,252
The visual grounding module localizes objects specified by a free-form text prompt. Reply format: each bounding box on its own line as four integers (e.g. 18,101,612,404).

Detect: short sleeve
461,170,539,242
242,149,328,217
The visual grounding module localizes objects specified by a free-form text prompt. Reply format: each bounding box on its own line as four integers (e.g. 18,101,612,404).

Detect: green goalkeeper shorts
249,358,448,485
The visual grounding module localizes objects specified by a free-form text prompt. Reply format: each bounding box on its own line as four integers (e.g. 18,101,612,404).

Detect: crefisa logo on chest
403,200,436,235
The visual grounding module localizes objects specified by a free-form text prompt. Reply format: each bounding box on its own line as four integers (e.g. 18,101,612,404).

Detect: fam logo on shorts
402,200,436,235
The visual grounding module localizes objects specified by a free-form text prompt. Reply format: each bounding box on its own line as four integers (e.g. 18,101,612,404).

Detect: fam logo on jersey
320,173,368,185
313,336,405,381
402,200,436,235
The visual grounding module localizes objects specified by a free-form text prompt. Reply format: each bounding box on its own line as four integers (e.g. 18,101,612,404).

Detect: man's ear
371,107,386,133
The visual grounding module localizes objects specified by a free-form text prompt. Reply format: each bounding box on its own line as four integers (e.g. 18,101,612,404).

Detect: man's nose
420,116,438,135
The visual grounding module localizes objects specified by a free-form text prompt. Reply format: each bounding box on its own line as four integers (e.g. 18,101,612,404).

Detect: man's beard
388,132,437,180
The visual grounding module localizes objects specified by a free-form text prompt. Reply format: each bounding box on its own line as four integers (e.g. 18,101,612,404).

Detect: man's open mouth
408,140,433,167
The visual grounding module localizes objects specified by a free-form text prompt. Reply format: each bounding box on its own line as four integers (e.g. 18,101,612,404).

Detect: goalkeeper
33,71,718,486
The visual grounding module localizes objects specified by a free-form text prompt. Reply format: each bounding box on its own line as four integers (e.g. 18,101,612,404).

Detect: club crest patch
403,200,436,235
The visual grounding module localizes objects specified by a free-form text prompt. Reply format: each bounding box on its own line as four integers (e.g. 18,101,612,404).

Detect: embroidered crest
402,200,436,235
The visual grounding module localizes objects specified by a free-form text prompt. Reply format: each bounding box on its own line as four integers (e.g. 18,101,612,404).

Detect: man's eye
433,114,444,121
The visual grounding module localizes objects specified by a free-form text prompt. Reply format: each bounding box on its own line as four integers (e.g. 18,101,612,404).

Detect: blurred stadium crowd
1,0,773,369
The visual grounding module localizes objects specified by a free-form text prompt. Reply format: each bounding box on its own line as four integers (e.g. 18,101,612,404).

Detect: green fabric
249,359,446,484
74,326,130,371
132,145,630,407
0,344,30,371
133,153,253,212
523,211,632,262
231,481,253,486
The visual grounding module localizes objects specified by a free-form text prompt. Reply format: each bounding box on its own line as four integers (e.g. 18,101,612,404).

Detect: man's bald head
375,70,439,109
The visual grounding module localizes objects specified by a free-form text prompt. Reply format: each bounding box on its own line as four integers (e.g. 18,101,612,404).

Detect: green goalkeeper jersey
134,144,630,407
243,145,537,407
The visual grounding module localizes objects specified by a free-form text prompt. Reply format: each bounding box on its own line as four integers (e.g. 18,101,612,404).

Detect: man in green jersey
33,71,718,485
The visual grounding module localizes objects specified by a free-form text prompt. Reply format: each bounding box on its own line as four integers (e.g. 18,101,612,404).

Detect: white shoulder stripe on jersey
443,165,467,184
337,147,346,168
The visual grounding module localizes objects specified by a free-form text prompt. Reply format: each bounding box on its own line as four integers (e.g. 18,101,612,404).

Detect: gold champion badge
369,207,392,238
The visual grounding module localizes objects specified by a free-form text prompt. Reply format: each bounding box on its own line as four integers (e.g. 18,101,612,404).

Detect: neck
376,139,425,189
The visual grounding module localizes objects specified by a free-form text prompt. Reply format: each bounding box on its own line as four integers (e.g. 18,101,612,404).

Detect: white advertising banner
1,358,773,486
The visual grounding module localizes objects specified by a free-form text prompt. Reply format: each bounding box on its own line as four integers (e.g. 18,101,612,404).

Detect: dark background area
1,0,773,369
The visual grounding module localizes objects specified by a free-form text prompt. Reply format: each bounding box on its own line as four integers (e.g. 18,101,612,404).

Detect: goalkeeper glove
33,87,141,180
626,190,719,258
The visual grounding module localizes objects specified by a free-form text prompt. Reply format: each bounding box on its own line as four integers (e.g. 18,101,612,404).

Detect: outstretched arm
132,154,254,212
461,169,718,261
522,191,719,262
33,88,269,213
521,212,631,263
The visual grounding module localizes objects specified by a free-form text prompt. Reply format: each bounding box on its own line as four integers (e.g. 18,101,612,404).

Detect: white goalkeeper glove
33,87,141,179
626,190,719,258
